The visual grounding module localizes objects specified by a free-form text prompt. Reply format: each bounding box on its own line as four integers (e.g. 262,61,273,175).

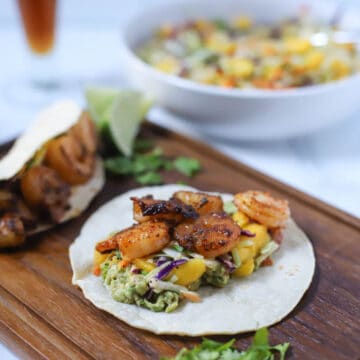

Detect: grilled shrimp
0,190,14,211
96,221,170,266
234,191,290,229
174,212,241,258
173,191,224,215
0,213,25,248
45,113,97,185
132,195,198,224
70,112,97,154
20,165,71,222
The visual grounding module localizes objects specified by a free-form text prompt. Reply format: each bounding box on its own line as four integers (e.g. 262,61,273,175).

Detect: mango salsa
133,258,156,273
232,211,249,227
242,223,270,254
233,258,255,277
168,258,206,286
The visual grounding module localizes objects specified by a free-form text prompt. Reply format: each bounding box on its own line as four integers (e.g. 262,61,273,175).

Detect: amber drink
17,0,57,54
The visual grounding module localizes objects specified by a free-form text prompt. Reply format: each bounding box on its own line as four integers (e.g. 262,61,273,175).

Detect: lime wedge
85,87,120,129
109,91,153,157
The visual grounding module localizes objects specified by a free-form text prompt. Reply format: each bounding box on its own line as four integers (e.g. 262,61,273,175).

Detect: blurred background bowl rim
120,0,360,99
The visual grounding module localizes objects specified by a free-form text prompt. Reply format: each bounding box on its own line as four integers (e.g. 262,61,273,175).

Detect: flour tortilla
70,184,315,336
0,100,105,234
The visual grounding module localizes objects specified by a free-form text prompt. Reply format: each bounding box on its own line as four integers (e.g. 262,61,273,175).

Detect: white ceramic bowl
120,0,360,140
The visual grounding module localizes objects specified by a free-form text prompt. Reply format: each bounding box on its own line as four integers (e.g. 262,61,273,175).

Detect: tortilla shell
0,100,105,237
0,100,82,181
70,184,315,336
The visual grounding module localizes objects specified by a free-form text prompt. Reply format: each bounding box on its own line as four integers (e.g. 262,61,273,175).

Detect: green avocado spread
100,255,230,313
101,258,180,313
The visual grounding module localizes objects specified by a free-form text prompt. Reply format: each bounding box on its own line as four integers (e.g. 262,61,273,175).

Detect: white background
0,0,359,358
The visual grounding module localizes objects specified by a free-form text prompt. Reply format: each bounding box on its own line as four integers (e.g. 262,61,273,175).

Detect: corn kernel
242,223,270,254
285,38,311,54
233,16,252,30
93,250,109,266
305,51,324,70
233,258,255,277
133,258,156,273
168,258,206,286
232,211,249,227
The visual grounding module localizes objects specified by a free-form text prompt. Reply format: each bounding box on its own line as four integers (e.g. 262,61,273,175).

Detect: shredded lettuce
223,201,237,215
231,248,242,268
255,241,279,269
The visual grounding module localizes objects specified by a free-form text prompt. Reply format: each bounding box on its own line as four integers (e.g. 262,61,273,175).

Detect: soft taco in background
70,184,315,336
0,100,105,248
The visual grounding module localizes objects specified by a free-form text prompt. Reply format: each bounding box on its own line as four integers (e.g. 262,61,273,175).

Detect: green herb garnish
172,244,184,253
173,157,201,177
135,172,163,185
105,148,201,185
162,327,289,360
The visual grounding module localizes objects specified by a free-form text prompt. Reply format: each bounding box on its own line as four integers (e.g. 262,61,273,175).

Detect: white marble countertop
0,0,359,358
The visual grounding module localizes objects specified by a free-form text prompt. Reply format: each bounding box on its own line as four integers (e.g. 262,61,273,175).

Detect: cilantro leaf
253,328,269,347
174,157,201,177
104,157,134,175
162,328,289,360
133,138,154,152
135,171,163,185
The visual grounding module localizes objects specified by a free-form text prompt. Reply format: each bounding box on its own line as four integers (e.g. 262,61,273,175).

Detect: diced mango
226,58,254,78
239,246,254,263
242,223,270,254
236,240,256,258
218,75,237,88
206,34,237,55
285,38,311,54
232,211,250,227
233,16,252,30
93,250,109,266
305,51,324,70
233,258,255,277
330,60,350,79
168,258,206,286
155,57,180,74
265,66,283,82
133,258,156,273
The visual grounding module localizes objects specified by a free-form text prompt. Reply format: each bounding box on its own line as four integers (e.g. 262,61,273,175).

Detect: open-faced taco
0,100,105,248
70,184,315,335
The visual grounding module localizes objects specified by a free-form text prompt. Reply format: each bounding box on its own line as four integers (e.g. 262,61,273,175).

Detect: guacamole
102,258,180,313
100,255,230,313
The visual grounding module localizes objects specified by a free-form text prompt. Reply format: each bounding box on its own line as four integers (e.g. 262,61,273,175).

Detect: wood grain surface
0,124,359,360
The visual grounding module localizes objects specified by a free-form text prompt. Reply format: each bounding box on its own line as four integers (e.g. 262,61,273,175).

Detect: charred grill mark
199,197,208,208
174,212,241,258
131,196,199,223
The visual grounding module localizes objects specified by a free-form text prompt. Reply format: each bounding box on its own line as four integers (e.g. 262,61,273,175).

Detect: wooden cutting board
0,124,359,360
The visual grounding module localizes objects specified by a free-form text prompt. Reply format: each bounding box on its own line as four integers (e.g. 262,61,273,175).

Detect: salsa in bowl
120,0,360,140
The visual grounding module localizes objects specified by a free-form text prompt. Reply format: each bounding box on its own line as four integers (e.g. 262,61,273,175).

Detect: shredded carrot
182,291,202,302
93,265,101,276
